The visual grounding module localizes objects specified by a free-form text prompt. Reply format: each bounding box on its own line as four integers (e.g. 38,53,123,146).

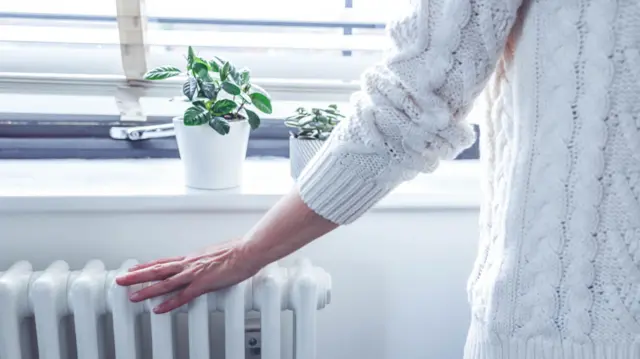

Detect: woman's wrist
236,188,338,272
237,234,274,274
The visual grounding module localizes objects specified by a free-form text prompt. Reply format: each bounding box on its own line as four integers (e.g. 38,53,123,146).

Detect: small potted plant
285,105,344,179
144,47,273,190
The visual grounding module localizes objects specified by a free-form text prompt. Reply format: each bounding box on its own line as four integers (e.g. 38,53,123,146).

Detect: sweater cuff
296,144,393,225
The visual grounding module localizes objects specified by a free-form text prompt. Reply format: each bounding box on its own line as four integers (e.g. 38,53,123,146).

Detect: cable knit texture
298,0,640,357
296,0,517,224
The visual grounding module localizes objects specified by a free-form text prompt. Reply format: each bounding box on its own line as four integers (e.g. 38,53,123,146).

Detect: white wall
0,205,479,359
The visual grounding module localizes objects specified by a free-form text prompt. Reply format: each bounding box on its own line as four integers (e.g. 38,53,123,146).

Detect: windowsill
0,158,481,213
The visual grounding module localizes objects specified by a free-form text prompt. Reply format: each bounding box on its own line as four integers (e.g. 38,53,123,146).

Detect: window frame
0,1,480,161
0,115,291,159
0,113,480,160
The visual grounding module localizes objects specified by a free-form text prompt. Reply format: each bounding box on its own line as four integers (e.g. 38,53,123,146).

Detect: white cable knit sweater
297,0,640,358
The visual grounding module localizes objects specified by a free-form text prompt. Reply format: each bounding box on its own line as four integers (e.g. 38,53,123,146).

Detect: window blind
0,0,400,121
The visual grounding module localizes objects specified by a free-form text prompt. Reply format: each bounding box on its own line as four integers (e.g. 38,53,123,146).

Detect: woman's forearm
239,187,339,270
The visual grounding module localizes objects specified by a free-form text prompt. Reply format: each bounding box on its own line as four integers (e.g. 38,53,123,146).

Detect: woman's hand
115,239,258,314
116,189,338,314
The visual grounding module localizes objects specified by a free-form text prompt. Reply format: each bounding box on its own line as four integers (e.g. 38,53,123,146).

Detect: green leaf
183,106,211,126
321,108,344,118
328,104,338,110
211,99,237,115
250,83,268,95
187,46,196,68
182,77,198,100
245,109,260,130
250,93,272,114
144,66,181,80
240,92,252,104
229,66,240,83
220,62,230,82
192,62,211,81
284,120,301,128
193,56,209,67
299,117,314,126
193,57,210,75
209,60,221,72
221,81,241,96
239,69,251,85
298,129,319,139
192,100,207,108
200,82,217,100
209,117,231,135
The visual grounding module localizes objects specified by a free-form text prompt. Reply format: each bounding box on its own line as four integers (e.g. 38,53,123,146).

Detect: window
0,0,479,160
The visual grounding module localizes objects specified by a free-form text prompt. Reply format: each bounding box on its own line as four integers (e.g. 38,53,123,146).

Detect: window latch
109,123,175,141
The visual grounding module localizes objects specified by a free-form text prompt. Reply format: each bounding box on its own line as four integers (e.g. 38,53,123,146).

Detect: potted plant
285,105,344,179
143,46,273,190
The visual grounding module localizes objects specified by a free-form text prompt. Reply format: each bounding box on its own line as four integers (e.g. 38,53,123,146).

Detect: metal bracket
109,122,175,141
245,317,261,359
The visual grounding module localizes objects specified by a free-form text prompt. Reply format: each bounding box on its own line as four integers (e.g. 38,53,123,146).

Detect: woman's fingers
127,256,186,272
116,262,184,286
129,270,194,302
153,279,209,314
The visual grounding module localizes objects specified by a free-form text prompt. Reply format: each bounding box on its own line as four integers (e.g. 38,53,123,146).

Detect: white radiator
0,258,331,359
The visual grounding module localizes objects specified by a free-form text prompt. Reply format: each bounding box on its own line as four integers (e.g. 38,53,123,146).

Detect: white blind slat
146,5,389,24
0,0,403,119
1,0,116,16
0,25,387,51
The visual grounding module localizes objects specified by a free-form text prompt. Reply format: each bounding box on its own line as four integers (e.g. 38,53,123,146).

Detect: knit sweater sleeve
297,0,523,224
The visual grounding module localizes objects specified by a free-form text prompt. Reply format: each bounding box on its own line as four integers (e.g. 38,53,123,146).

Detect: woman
117,0,640,357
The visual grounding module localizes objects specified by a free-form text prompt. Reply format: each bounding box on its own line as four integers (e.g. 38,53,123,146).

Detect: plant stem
235,101,247,117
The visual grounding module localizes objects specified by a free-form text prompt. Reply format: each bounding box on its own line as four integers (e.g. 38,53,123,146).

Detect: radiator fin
0,259,330,359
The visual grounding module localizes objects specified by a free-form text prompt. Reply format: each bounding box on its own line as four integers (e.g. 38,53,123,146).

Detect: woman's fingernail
154,299,176,314
130,292,140,301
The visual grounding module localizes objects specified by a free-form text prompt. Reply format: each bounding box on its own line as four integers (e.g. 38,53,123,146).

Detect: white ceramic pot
289,137,325,179
173,117,250,190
